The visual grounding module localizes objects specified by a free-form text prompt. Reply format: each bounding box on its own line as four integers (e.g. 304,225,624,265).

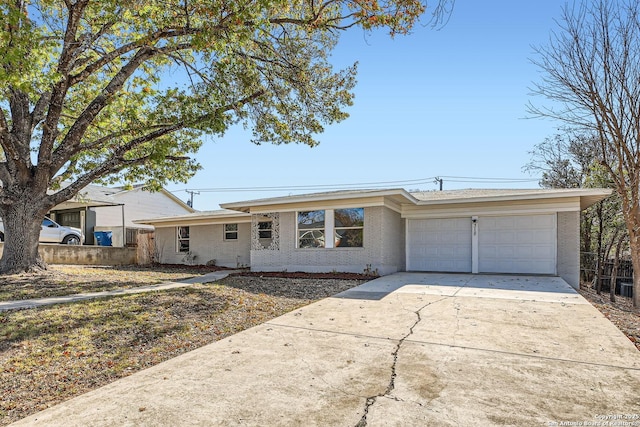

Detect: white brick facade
557,211,580,288
250,207,405,275
141,188,610,280
154,223,250,268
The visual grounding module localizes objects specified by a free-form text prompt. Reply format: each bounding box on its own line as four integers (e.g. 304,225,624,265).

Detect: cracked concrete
356,297,447,427
10,273,640,426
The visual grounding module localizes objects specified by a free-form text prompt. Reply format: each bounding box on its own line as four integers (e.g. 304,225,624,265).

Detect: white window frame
334,208,364,248
297,210,326,248
258,221,273,239
296,208,364,249
177,226,190,252
224,223,238,241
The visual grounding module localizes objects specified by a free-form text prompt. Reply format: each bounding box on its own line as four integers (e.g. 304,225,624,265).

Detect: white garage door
479,214,556,274
407,218,472,272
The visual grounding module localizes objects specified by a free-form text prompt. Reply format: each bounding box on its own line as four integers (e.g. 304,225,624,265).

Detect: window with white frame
297,208,364,248
334,208,364,247
297,210,326,248
177,226,190,252
224,223,238,240
258,221,272,239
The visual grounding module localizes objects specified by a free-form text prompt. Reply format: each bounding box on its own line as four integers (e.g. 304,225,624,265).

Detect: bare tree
524,132,597,189
529,0,640,307
524,131,623,290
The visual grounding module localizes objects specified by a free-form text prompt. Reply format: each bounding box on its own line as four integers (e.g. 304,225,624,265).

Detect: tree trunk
609,234,624,303
0,198,51,274
595,203,604,294
629,225,640,308
580,210,594,283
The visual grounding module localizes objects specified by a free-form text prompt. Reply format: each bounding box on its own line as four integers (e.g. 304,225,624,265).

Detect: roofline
159,188,196,213
135,210,250,226
104,185,195,213
220,187,613,212
413,188,613,209
220,188,419,213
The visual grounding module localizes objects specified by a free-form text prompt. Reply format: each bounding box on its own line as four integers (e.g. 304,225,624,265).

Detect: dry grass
0,265,223,302
0,267,366,426
4,266,638,426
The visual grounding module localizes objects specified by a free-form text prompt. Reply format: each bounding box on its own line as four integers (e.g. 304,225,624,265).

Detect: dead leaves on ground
0,275,363,425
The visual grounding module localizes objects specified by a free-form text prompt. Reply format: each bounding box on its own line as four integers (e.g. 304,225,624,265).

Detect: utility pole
186,190,200,208
434,177,443,191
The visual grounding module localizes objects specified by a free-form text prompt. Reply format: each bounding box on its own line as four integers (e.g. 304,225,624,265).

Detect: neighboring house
49,184,194,246
136,187,612,288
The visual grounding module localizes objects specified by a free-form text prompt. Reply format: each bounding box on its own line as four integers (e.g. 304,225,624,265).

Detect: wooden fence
580,252,633,296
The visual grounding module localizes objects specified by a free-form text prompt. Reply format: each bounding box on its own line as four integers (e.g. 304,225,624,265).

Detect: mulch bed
234,270,379,280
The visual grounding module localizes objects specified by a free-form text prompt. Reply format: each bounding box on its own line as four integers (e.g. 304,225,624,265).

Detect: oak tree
0,0,450,273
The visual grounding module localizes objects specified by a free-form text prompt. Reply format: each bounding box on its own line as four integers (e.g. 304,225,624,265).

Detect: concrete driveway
11,273,640,426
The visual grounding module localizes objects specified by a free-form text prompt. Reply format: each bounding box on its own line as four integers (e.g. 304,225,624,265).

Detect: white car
0,217,83,245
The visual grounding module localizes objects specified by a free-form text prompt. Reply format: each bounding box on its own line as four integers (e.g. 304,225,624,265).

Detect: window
335,208,364,247
298,210,325,248
258,221,272,239
296,208,364,249
177,226,190,252
58,211,81,228
224,223,238,240
42,218,58,228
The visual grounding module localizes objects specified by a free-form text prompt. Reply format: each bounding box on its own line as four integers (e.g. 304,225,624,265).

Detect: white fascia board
412,188,612,208
220,188,417,213
402,198,582,219
134,211,250,227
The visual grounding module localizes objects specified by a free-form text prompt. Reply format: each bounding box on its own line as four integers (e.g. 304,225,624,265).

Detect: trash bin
94,231,113,246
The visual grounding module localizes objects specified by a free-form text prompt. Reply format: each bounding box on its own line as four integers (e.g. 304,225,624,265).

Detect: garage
407,214,557,275
406,218,472,272
478,214,556,274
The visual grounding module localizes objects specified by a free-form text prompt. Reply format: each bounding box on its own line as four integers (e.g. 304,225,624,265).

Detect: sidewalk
0,270,238,311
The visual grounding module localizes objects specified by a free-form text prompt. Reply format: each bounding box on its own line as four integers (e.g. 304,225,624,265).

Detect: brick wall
250,207,404,275
557,211,580,288
154,223,251,268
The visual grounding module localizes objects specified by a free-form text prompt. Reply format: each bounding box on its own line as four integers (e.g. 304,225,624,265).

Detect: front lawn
0,265,220,301
0,269,365,426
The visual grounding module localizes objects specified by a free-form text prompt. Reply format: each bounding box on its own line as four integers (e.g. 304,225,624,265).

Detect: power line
174,177,438,193
438,175,539,182
172,175,541,194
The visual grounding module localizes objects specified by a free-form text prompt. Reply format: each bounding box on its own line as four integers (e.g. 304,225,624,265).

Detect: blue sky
166,1,566,211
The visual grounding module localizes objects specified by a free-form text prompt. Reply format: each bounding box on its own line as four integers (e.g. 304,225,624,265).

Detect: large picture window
298,210,325,248
335,208,364,247
177,226,190,252
296,208,364,249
